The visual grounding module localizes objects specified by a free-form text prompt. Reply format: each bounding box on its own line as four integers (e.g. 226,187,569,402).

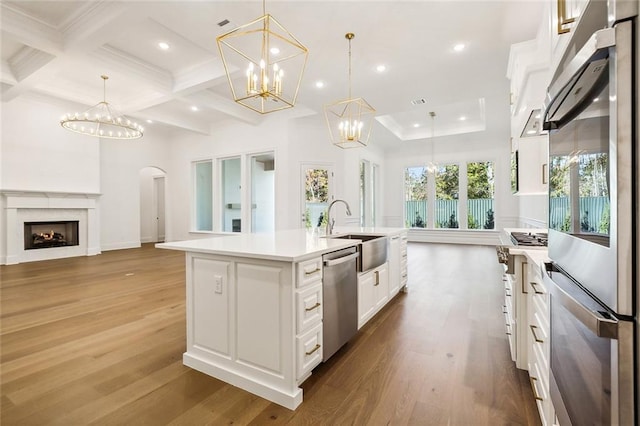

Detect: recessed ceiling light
191,106,199,112
413,123,420,128
453,43,465,52
158,42,170,50
315,81,325,88
270,47,280,55
376,64,387,73
459,116,467,121
146,119,153,124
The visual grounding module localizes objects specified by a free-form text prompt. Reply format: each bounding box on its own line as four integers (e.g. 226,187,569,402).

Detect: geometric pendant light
60,75,143,139
323,33,375,148
216,0,309,114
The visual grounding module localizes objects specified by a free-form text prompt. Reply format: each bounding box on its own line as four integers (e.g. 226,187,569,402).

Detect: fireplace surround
1,190,101,264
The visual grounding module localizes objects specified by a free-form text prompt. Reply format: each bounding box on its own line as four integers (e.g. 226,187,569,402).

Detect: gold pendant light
60,75,143,139
216,0,309,114
324,33,375,148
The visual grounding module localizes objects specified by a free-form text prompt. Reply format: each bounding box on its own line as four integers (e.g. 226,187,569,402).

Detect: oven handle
542,265,618,339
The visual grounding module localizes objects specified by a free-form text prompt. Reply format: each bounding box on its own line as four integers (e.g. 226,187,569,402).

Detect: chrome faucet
326,199,352,235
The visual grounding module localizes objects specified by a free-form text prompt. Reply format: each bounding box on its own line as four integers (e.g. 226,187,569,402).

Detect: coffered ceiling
1,0,544,143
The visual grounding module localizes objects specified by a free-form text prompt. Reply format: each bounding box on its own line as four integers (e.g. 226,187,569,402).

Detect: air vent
411,98,427,105
218,19,230,27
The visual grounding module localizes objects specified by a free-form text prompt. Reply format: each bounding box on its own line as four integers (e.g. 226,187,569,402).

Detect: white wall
99,130,172,250
1,95,101,193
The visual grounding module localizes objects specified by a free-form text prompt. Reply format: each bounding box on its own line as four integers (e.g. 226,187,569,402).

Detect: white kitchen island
157,227,407,410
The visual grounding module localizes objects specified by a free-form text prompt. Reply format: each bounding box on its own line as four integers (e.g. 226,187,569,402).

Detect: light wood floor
1,243,540,425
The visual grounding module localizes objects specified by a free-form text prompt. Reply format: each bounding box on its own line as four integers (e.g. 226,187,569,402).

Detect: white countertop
156,227,406,262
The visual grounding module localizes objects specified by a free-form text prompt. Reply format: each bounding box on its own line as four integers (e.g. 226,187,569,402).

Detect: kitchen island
157,227,407,410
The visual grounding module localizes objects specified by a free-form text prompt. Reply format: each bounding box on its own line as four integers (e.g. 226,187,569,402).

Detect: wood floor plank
1,242,540,425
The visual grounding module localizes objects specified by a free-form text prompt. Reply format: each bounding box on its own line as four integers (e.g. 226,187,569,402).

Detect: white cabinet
358,262,389,329
183,252,326,410
294,256,323,383
526,260,555,426
501,254,529,369
388,232,408,296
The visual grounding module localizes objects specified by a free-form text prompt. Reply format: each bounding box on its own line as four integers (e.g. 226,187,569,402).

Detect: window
435,164,459,229
251,153,275,233
359,160,379,227
403,160,495,230
303,165,332,229
221,157,242,232
467,161,495,229
404,166,427,228
194,160,213,231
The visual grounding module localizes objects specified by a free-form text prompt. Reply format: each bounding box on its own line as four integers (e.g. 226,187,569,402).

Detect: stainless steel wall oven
542,0,637,424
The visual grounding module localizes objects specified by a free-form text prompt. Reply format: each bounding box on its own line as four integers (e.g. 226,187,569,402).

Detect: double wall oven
542,0,637,424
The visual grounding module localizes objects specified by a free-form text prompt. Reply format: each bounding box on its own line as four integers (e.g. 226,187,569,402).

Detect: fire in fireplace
24,221,79,250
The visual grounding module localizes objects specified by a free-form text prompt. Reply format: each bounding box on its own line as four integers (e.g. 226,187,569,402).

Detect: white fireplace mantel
1,190,101,265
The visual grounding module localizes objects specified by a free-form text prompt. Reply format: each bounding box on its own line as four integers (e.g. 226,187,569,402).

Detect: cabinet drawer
296,284,323,334
297,257,322,288
297,322,323,380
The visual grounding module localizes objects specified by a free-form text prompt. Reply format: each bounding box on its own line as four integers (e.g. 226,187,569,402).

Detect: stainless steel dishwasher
322,246,359,361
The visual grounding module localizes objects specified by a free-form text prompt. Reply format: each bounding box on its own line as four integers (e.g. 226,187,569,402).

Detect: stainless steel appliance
322,246,358,361
542,0,637,423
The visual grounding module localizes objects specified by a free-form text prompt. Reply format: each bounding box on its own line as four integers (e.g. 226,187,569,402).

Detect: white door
153,176,165,242
300,164,334,229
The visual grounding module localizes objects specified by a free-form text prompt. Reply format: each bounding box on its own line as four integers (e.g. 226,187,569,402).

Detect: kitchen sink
327,234,388,272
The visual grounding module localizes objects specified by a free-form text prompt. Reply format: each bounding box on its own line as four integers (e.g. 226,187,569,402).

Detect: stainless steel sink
328,234,388,272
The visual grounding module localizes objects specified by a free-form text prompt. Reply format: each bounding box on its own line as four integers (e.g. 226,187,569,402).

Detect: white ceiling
1,0,544,144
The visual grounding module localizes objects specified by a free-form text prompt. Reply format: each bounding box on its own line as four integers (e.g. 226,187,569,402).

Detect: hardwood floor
1,243,540,425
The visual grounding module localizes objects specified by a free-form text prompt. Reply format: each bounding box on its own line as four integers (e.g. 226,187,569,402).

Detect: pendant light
216,0,309,114
60,75,143,139
324,33,376,148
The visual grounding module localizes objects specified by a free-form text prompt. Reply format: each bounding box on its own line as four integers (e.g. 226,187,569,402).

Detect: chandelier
324,33,375,149
426,111,437,173
60,75,143,139
216,0,309,114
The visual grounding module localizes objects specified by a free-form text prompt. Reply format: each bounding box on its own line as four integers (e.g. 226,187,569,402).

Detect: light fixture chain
348,35,352,100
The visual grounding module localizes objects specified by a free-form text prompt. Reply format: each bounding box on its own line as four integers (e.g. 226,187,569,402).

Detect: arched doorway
139,166,167,243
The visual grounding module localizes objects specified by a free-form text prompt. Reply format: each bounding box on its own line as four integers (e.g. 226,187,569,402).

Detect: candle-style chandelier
216,0,309,114
60,75,143,139
324,33,375,148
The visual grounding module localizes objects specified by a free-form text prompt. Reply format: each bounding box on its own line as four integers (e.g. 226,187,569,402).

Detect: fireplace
24,221,79,250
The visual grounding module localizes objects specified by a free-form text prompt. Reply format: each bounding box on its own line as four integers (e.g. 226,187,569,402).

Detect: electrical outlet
215,275,223,294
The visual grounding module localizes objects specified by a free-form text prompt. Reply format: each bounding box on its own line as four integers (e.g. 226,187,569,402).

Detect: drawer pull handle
530,325,544,343
305,302,321,312
305,344,321,356
530,281,544,295
505,291,512,297
529,376,544,401
502,305,508,314
304,267,321,276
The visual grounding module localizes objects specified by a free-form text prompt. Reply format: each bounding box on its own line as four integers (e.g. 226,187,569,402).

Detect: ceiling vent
411,98,427,105
217,19,230,27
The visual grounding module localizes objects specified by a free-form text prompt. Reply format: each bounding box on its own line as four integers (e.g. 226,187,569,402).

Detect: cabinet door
388,236,400,296
358,270,375,328
373,263,389,310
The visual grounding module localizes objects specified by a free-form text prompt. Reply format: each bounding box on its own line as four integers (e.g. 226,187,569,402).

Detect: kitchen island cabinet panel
191,256,231,356
236,262,291,374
